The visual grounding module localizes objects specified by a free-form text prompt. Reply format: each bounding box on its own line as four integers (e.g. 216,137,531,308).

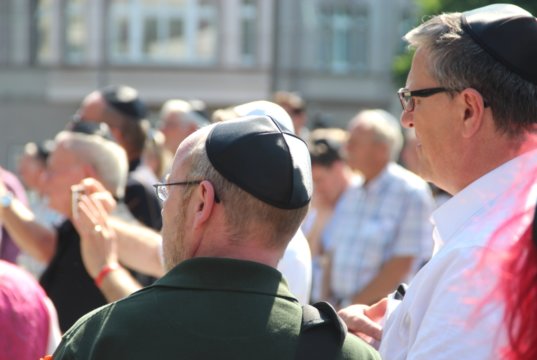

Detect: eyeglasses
153,181,201,202
397,87,450,112
153,180,221,203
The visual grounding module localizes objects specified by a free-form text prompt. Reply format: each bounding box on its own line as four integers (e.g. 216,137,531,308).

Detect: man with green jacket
52,115,379,359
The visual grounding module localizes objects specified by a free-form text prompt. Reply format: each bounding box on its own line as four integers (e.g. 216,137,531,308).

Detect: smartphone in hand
71,185,85,218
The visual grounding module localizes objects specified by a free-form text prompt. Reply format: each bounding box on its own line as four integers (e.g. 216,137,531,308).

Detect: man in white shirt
338,4,537,359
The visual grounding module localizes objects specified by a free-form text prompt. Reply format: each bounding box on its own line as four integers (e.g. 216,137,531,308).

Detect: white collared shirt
380,149,537,359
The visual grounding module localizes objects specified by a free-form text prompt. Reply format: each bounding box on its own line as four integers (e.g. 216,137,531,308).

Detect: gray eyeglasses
153,180,220,203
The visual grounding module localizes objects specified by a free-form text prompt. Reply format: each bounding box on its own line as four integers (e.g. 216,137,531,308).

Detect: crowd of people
0,3,536,359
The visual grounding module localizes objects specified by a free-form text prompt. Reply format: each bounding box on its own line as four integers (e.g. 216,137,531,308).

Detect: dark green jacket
53,257,379,360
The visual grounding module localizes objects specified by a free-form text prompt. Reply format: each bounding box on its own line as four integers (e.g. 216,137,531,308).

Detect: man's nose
400,111,414,128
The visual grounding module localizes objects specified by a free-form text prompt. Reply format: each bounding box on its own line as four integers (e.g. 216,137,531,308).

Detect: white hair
55,131,128,198
160,99,209,129
349,109,404,161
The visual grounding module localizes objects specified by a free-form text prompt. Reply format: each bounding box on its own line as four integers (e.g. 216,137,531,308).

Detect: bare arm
0,189,57,262
351,256,414,306
97,265,143,302
74,178,164,278
108,217,164,277
303,206,333,257
74,193,143,302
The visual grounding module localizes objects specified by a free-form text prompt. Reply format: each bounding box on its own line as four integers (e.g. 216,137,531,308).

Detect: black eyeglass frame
397,87,450,112
398,87,490,112
152,180,220,203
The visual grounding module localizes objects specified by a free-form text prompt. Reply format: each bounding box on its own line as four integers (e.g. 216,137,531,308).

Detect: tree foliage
419,0,537,15
392,0,537,86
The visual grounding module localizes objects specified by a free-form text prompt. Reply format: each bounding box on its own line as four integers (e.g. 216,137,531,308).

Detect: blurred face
78,91,105,123
312,163,344,206
400,48,460,186
160,141,195,271
41,144,88,217
281,104,306,134
160,113,191,154
17,154,46,192
346,123,384,177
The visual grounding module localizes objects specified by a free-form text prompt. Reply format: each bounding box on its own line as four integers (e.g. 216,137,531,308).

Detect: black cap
461,4,537,85
36,139,55,162
101,85,148,120
309,138,344,167
206,115,312,209
65,118,114,141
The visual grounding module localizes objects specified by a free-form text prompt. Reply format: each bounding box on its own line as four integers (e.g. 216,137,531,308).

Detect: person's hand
76,178,116,215
72,190,119,279
0,178,7,218
338,297,388,343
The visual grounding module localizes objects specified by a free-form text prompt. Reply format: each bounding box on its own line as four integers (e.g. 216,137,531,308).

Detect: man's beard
162,200,188,271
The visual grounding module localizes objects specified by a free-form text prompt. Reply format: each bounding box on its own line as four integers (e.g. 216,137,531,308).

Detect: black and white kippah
206,115,312,209
461,4,537,85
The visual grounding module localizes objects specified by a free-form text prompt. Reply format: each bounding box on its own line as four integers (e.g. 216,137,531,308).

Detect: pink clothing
0,260,50,360
0,167,29,262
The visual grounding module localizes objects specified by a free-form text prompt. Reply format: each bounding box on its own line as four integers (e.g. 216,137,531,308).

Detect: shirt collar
363,163,391,193
152,257,298,303
432,148,537,244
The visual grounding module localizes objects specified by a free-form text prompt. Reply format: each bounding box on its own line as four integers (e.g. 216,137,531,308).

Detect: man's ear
192,180,217,229
460,88,486,138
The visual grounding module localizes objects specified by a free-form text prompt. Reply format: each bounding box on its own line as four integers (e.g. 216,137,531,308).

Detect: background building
0,0,416,168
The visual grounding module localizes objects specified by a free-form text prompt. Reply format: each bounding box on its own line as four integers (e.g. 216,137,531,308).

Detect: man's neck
361,162,388,186
450,133,537,195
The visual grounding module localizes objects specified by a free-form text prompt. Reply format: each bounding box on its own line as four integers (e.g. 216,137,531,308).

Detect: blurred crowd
1,3,537,360
0,85,437,356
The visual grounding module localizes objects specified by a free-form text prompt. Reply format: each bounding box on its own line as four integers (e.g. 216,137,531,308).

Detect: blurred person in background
302,127,359,303
0,259,61,359
0,166,28,263
329,109,434,307
16,140,63,277
0,125,129,332
75,85,162,231
159,99,210,156
142,128,172,181
273,91,309,141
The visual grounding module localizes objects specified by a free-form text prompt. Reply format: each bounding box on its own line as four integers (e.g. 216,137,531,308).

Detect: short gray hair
182,127,308,248
160,99,209,129
405,12,537,136
55,131,128,198
350,109,403,161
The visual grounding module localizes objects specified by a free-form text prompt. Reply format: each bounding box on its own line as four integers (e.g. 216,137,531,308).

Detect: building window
36,0,54,64
109,0,219,65
65,0,87,64
240,0,257,66
316,1,369,74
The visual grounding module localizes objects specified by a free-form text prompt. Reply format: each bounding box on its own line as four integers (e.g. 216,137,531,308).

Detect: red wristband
95,263,121,288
